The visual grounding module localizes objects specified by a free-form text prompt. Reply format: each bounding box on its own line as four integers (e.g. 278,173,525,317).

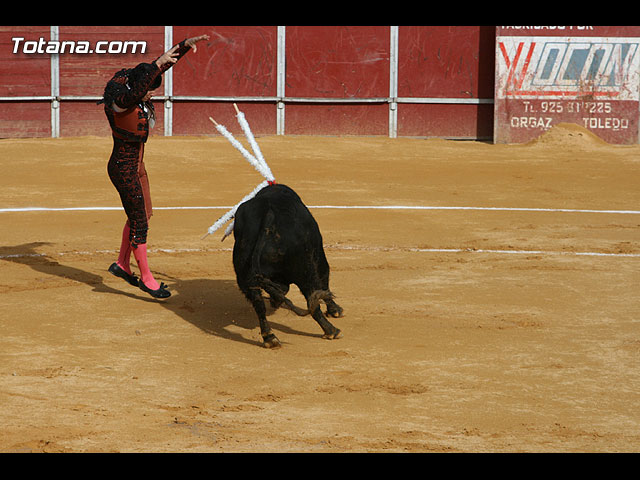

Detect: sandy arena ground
0,123,638,452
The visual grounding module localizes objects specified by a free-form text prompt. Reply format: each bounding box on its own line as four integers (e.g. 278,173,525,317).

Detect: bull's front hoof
262,333,282,349
322,329,342,340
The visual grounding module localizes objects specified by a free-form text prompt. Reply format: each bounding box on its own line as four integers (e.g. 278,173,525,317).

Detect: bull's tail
306,290,335,314
249,208,274,274
256,276,334,317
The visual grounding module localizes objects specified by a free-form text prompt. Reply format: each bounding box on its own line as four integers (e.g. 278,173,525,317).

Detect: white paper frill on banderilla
203,104,276,241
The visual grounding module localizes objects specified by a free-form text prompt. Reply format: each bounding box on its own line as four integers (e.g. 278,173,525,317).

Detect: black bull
232,183,343,348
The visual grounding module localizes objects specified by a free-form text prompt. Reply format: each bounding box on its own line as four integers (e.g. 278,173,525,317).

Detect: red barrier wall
283,26,390,136
0,26,52,137
1,26,496,139
172,25,278,136
397,26,495,138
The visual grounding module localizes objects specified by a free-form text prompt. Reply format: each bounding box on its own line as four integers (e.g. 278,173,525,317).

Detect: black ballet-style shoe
108,262,139,287
138,279,171,299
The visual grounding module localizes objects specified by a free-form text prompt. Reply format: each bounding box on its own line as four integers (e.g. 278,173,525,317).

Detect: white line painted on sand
2,245,638,260
1,205,639,214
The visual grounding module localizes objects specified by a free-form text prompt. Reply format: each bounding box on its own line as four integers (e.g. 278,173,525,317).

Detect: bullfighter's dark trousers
107,137,152,247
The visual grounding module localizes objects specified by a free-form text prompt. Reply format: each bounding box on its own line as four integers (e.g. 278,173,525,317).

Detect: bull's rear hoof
262,334,282,349
322,329,342,340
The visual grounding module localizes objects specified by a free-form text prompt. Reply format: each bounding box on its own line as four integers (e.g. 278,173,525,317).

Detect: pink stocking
116,221,133,275
132,243,160,290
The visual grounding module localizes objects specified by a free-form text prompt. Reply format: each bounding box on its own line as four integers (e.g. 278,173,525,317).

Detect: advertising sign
494,26,640,144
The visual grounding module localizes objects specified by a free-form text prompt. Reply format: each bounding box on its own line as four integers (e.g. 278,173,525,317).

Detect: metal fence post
277,26,286,136
50,26,60,138
164,26,174,136
389,26,398,138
